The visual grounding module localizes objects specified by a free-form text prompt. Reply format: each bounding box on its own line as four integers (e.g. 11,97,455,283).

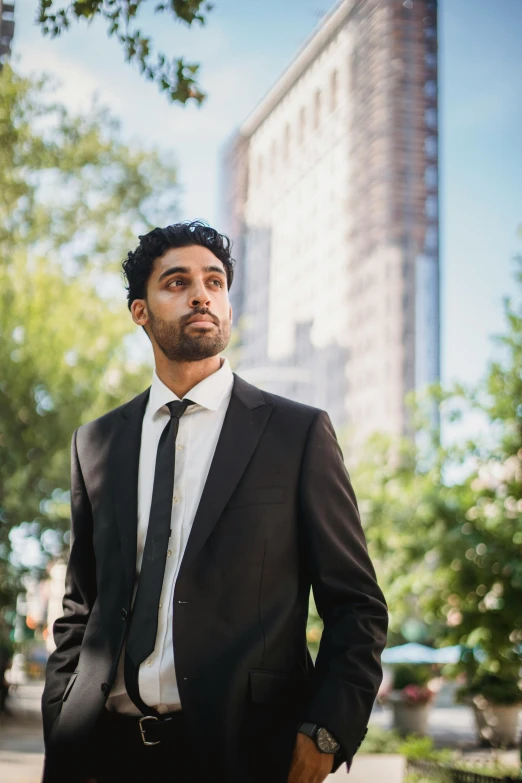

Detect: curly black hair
122,220,235,310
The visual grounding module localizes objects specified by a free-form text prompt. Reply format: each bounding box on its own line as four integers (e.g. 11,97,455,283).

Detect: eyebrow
157,265,226,283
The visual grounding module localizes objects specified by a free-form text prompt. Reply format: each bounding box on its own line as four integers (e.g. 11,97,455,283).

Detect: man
41,220,388,783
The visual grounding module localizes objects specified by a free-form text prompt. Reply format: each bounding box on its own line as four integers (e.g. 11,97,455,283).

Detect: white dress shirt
106,356,234,715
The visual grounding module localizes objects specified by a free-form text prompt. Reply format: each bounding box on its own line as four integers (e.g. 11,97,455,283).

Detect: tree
0,64,179,610
36,0,213,104
353,252,522,683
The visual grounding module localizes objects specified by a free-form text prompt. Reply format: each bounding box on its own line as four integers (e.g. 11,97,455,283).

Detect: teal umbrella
381,642,462,664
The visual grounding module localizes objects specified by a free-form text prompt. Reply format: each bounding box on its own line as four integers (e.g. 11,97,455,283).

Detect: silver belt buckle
139,715,161,746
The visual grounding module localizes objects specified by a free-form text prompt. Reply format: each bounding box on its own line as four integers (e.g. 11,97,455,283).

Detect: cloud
11,0,321,224
16,43,124,115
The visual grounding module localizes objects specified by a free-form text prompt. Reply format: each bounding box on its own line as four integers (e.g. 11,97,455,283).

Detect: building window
424,52,437,69
425,226,438,251
425,135,437,158
299,106,306,144
425,107,437,129
314,89,322,130
271,139,277,172
425,195,438,219
283,124,291,160
425,165,437,188
424,79,437,98
330,69,339,112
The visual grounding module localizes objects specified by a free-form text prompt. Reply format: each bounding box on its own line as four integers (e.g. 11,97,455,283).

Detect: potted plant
383,664,436,737
456,672,522,747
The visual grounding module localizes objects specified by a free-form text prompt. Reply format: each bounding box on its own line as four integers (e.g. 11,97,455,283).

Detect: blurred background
0,0,521,780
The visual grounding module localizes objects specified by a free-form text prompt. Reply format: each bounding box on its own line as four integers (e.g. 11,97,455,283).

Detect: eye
211,279,223,287
168,279,185,287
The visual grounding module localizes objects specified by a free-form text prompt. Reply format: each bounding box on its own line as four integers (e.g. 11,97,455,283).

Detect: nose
188,279,211,309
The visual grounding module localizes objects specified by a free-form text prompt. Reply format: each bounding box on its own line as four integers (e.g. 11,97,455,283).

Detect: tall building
221,0,439,447
0,0,15,65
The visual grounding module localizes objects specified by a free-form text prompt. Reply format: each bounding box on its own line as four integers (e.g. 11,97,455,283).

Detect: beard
147,306,231,362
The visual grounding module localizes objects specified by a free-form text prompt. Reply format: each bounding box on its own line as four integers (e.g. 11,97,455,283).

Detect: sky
12,0,522,390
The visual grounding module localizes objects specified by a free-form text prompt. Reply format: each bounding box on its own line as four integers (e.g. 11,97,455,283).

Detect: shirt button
176,444,184,451
159,601,163,609
172,495,179,505
146,659,154,667
167,550,172,557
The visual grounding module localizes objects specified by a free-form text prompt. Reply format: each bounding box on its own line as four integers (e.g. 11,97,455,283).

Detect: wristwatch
297,722,340,754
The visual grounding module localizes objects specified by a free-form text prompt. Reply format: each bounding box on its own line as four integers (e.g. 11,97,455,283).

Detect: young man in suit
41,220,388,783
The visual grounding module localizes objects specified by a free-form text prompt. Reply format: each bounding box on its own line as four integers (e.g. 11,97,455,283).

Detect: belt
101,708,187,747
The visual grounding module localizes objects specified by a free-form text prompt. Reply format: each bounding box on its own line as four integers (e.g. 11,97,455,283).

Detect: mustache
182,308,219,326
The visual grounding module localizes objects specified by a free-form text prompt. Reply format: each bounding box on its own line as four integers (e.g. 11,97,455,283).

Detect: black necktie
124,398,195,715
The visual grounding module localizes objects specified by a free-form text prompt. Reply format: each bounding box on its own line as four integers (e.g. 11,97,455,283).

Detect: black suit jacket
41,373,388,783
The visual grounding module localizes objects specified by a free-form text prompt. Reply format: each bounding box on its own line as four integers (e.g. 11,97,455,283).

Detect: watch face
316,727,340,753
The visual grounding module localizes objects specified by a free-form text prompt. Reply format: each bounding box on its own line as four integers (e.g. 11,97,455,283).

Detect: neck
154,354,223,399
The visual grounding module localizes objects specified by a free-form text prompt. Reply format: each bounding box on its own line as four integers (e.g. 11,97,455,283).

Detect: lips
186,314,216,327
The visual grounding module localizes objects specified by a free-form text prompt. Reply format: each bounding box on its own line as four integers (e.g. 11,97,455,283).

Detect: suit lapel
178,373,274,579
110,388,150,595
110,374,273,592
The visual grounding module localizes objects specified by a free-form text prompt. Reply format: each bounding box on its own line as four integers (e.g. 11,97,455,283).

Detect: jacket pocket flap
228,486,287,509
62,671,79,702
249,669,307,705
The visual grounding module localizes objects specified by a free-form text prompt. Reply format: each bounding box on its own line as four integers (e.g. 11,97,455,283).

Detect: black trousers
84,708,197,783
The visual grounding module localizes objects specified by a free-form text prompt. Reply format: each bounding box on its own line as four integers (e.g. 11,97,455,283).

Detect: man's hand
287,732,334,783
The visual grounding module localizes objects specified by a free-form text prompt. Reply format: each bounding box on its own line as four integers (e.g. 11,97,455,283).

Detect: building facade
221,0,439,447
0,0,15,65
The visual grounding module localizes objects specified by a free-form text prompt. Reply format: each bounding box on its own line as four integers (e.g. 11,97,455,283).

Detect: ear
131,298,148,327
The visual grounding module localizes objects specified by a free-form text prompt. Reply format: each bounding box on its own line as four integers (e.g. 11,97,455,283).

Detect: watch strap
297,721,340,754
297,721,318,738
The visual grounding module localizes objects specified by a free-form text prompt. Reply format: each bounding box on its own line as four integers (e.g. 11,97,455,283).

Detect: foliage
405,756,521,782
398,685,435,706
0,64,179,611
403,775,445,783
0,65,178,265
353,252,522,687
363,728,520,780
398,735,453,763
380,664,436,706
456,672,522,706
358,723,403,754
392,664,433,690
36,0,213,104
306,592,323,658
453,758,521,777
360,728,453,761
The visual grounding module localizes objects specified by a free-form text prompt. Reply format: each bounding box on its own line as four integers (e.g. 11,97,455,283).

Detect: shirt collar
148,356,234,417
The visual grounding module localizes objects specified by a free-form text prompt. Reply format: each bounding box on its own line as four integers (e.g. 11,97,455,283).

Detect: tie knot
166,399,195,419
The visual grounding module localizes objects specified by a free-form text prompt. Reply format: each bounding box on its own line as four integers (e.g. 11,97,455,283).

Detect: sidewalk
371,701,478,747
0,682,45,783
0,682,403,782
2,682,516,782
333,754,405,781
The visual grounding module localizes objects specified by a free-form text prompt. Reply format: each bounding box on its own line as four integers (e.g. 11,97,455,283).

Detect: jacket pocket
249,669,308,705
62,671,79,702
227,486,287,509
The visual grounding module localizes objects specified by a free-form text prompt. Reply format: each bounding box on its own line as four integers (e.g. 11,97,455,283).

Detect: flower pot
471,697,521,746
391,701,431,736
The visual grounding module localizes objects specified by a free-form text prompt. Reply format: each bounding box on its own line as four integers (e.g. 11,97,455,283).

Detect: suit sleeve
41,427,97,747
299,410,388,771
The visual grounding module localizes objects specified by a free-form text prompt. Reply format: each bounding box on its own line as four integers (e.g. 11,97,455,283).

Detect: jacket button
121,608,128,620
